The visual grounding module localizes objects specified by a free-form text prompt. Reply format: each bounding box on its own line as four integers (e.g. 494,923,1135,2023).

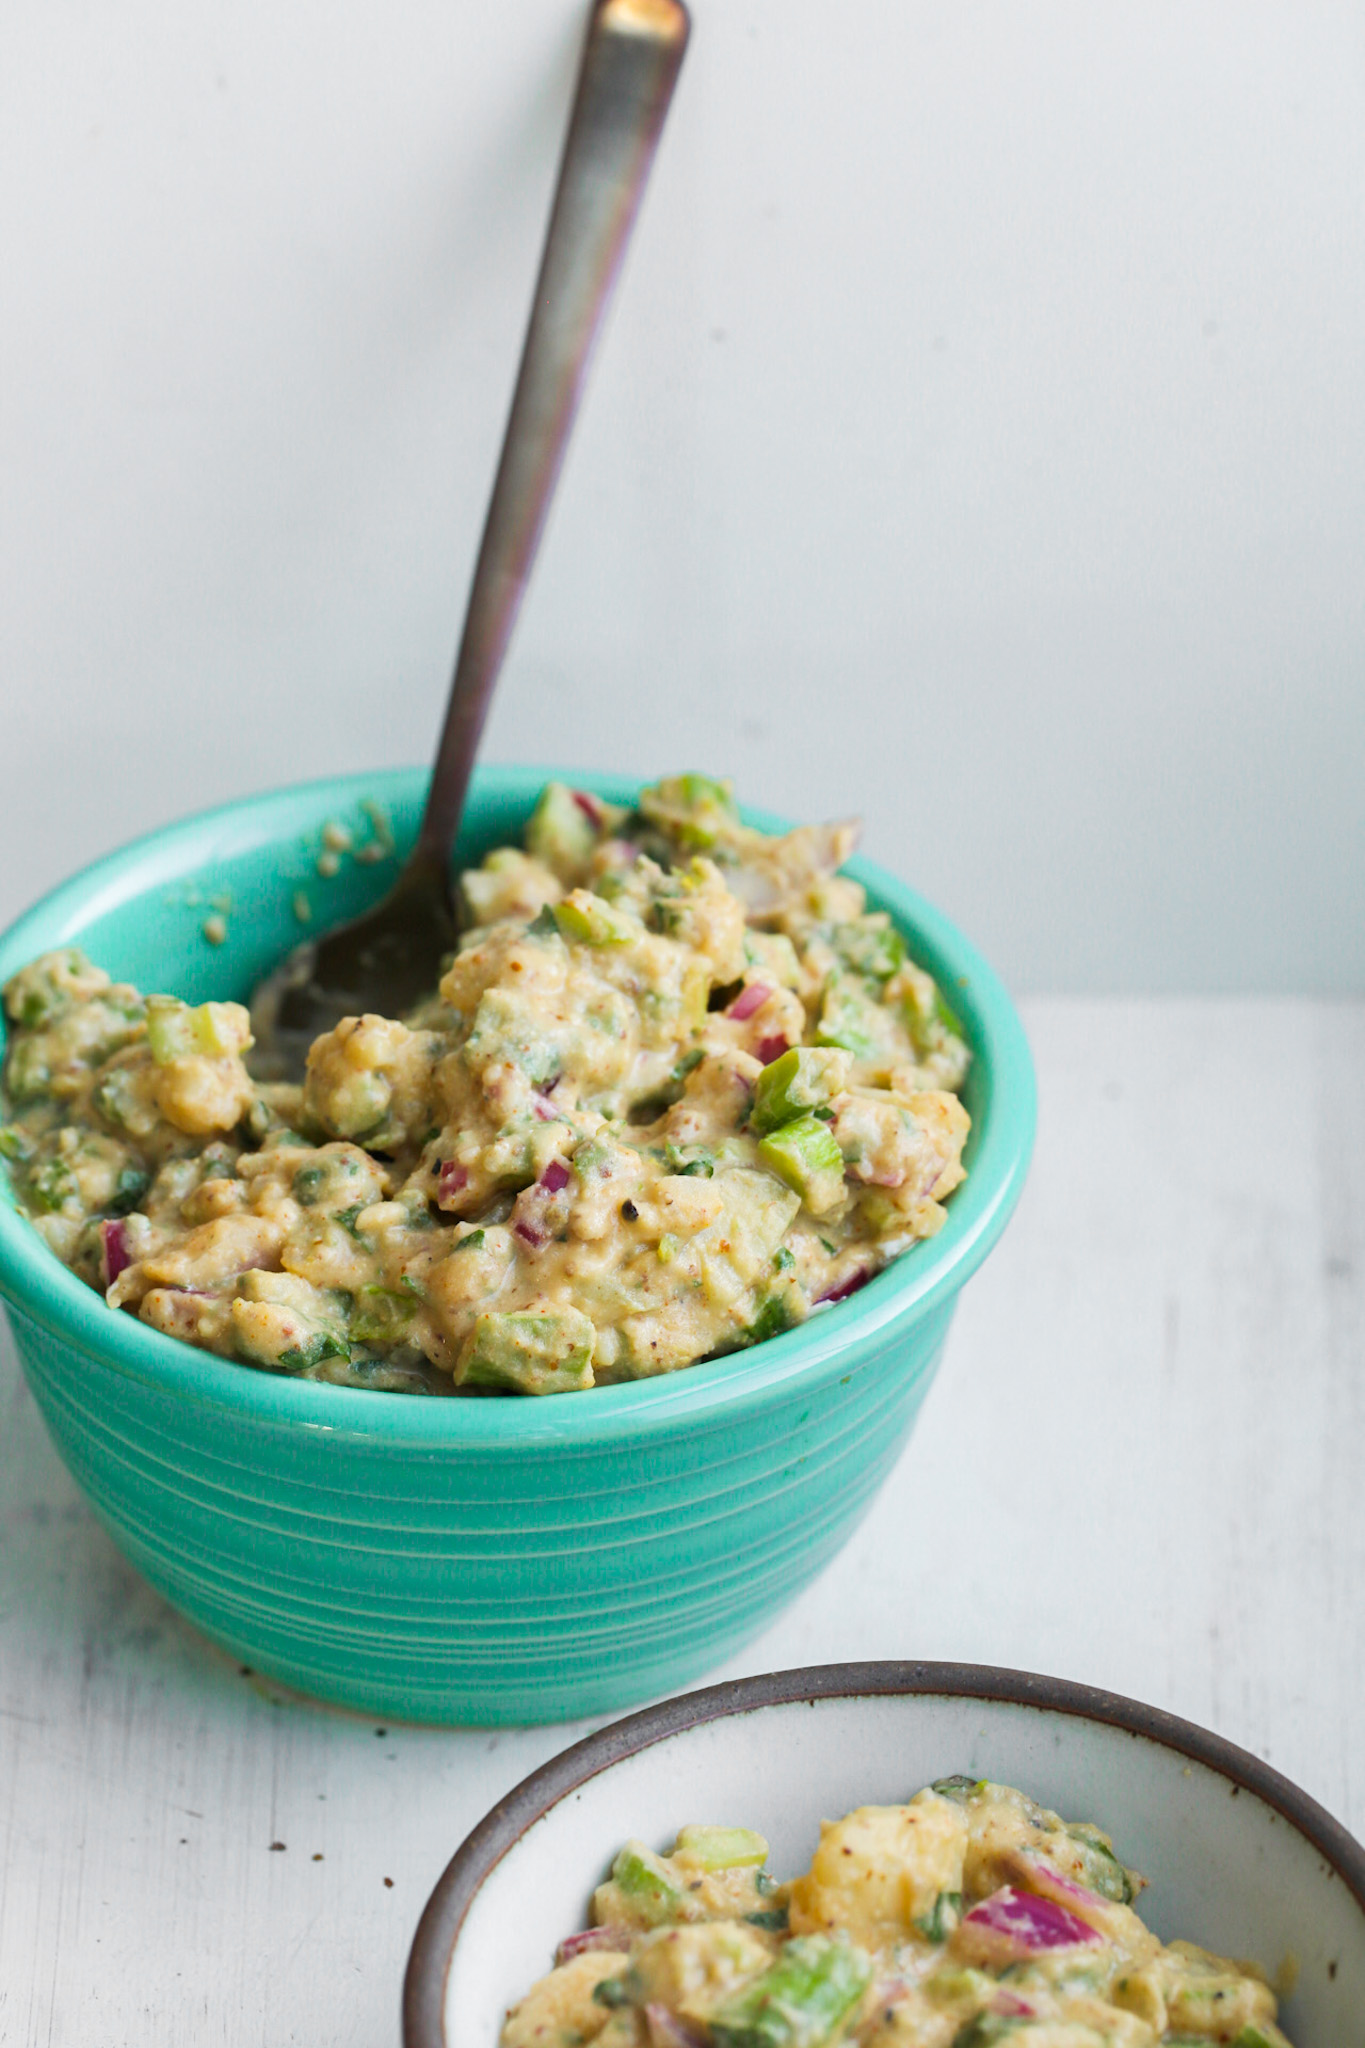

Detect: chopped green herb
26,1157,78,1213
276,1331,349,1372
744,1292,797,1346
108,1167,151,1217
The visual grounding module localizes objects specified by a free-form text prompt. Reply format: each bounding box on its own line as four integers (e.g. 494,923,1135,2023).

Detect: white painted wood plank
1,998,1361,2045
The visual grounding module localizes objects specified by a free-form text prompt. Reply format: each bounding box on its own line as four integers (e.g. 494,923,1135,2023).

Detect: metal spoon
249,0,690,1078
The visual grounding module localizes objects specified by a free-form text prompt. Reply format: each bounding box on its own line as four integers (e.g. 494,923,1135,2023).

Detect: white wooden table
2,999,1361,2046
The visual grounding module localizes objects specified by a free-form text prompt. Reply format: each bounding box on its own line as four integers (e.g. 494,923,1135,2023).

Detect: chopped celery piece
4,949,92,1028
833,919,906,982
930,1776,983,1804
13,988,58,1027
814,972,887,1062
934,987,965,1037
925,1970,994,2007
744,1290,799,1345
234,1270,350,1371
572,1139,614,1181
349,1285,416,1346
1231,2032,1279,2048
639,772,739,850
526,781,598,870
750,1047,846,1135
703,1169,800,1287
611,1842,686,1925
0,1124,35,1163
949,2017,1024,2047
553,892,639,946
710,1935,872,2048
5,1040,52,1102
1065,1823,1137,1903
757,1115,845,1213
457,1308,595,1395
466,990,560,1084
146,995,249,1064
914,1890,962,1942
900,974,968,1058
672,1824,769,1871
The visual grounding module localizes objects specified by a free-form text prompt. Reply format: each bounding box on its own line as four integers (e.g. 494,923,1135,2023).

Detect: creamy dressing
1,775,971,1396
500,1778,1292,2047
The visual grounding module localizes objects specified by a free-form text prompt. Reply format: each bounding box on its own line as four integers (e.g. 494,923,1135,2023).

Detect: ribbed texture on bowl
0,766,1034,1724
8,1294,953,1722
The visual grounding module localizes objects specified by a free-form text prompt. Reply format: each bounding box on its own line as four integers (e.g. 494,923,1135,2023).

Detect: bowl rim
401,1657,1365,2048
0,765,1035,1445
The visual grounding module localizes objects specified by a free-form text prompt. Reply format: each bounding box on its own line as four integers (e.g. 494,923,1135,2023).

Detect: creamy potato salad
0,775,970,1396
501,1777,1292,2047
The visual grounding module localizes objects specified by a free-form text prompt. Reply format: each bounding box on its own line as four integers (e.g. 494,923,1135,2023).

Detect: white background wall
2,0,1362,991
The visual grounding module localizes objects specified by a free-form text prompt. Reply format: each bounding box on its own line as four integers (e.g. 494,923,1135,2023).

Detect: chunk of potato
788,1790,967,1949
500,1949,630,2048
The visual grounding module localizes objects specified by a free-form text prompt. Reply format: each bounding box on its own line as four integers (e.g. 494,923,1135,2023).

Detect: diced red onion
512,1167,572,1250
436,1161,469,1200
532,1095,558,1122
572,789,604,827
726,982,772,1022
644,2008,707,2048
992,1992,1038,2018
960,1886,1101,1960
1011,1853,1113,1932
554,1925,631,1965
816,1268,870,1306
1021,1859,1100,1906
100,1218,132,1286
755,1034,790,1064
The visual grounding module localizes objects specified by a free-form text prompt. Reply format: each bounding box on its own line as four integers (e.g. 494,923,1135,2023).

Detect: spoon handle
414,0,690,873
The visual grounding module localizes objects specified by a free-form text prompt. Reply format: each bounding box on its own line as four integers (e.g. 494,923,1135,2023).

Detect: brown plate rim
402,1658,1365,2046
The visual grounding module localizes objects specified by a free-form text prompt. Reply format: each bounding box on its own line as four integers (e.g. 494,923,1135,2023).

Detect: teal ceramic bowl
0,768,1035,1726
